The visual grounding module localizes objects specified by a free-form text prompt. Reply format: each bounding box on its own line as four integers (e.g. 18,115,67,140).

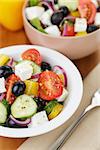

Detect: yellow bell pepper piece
0,54,10,66
58,74,65,86
48,104,63,120
71,11,80,17
76,32,87,37
24,80,39,97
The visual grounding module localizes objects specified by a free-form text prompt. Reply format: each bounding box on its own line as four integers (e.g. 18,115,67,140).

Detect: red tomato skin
21,49,42,65
67,25,75,36
79,0,90,5
38,71,63,101
87,2,96,24
6,74,20,104
78,0,96,24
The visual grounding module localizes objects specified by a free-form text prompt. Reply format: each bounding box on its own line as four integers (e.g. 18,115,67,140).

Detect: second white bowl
0,45,83,138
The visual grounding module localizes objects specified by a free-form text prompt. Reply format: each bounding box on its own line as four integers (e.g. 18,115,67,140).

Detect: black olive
59,6,69,17
0,65,13,78
42,4,48,11
34,97,48,112
87,25,99,33
54,0,58,4
12,81,26,97
51,11,64,25
97,6,100,12
41,62,52,71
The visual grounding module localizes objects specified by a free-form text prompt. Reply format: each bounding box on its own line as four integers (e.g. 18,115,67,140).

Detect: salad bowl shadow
0,45,83,138
22,0,100,60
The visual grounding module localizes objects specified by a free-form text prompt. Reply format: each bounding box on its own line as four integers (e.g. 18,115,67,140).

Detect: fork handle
50,110,89,150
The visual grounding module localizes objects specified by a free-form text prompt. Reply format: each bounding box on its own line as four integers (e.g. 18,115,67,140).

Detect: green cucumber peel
45,100,58,115
30,18,46,33
29,0,40,6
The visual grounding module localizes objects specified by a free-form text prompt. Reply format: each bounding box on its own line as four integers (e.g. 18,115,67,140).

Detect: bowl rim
22,0,100,40
0,45,83,138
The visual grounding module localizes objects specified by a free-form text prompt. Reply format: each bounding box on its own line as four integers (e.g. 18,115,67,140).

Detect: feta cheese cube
28,111,48,128
57,88,68,102
40,9,53,26
74,18,87,32
91,0,98,8
95,13,100,26
25,6,44,20
15,63,33,81
0,77,6,93
45,25,61,36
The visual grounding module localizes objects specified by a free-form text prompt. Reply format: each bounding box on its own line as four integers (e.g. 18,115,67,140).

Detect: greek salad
25,0,100,37
0,48,68,128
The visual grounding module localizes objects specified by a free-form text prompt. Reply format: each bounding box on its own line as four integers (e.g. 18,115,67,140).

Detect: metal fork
50,89,100,150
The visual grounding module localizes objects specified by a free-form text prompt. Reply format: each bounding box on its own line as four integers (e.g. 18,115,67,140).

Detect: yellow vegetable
0,0,25,31
71,11,80,17
0,54,10,66
58,74,65,86
48,104,63,120
24,80,39,97
76,32,87,36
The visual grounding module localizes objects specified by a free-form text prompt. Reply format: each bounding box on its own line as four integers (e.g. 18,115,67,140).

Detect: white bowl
0,45,83,138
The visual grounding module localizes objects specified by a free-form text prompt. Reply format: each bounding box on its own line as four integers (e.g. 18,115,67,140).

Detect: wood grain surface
0,24,100,150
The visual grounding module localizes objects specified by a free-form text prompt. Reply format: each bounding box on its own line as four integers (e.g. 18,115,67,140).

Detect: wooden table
0,25,100,150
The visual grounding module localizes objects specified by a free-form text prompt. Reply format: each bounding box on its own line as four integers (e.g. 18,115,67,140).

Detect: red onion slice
64,15,76,21
40,1,54,11
31,73,40,79
7,57,14,67
53,65,67,87
0,93,5,101
62,23,67,36
10,115,31,126
8,119,16,125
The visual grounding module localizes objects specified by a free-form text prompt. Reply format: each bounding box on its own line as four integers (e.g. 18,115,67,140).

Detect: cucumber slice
18,60,41,75
11,94,37,119
58,0,79,11
2,99,10,115
44,100,58,115
17,60,33,66
0,102,7,124
31,62,41,74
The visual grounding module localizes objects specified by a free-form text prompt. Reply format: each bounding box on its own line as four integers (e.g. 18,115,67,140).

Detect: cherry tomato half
66,25,75,36
21,49,42,65
78,0,96,24
38,71,63,101
6,74,20,104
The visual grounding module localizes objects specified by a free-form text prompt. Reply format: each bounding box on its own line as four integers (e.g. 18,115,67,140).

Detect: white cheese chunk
0,77,6,94
91,0,98,8
40,9,53,26
15,63,33,81
45,25,61,36
28,111,48,128
57,88,68,102
74,18,87,32
95,13,100,26
25,6,45,20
